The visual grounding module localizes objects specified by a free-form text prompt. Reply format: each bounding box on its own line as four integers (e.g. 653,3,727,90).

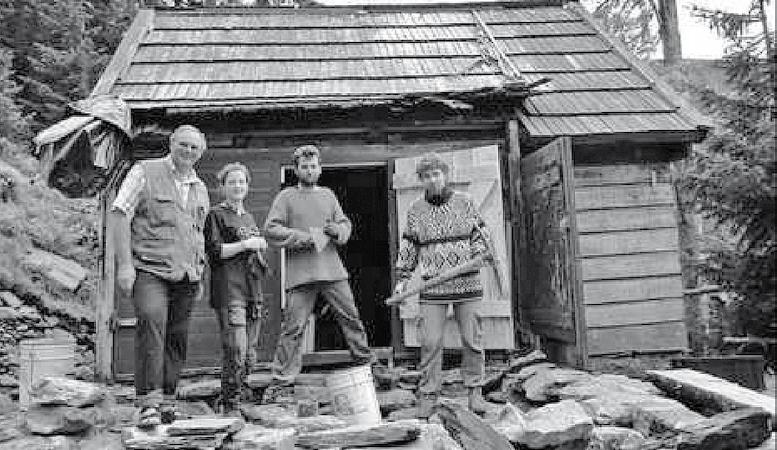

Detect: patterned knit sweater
396,188,489,303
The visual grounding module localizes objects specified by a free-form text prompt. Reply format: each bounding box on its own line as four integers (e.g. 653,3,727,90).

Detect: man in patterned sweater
394,152,490,418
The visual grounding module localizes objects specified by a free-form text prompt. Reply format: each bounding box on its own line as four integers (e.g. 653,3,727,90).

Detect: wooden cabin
90,0,710,381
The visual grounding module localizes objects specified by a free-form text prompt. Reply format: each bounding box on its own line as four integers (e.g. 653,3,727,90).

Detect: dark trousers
271,280,374,384
132,270,198,407
216,302,261,410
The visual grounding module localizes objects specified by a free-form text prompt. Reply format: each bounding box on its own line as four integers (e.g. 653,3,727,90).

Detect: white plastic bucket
326,365,381,426
17,336,75,408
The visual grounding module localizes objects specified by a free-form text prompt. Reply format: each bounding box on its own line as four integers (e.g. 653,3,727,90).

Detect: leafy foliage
673,0,776,338
589,0,661,58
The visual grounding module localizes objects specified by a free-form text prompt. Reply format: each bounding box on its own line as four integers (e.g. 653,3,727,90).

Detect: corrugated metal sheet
100,4,703,137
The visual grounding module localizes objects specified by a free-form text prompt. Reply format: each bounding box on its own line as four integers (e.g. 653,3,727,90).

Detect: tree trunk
658,0,682,65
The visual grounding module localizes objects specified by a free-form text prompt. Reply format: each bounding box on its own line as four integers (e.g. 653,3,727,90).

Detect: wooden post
386,159,405,355
505,120,525,349
658,0,682,65
94,190,116,381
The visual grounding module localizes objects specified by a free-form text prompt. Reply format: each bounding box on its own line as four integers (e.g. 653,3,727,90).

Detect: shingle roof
93,2,709,139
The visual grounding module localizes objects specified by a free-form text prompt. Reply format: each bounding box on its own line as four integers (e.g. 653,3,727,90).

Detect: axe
385,229,507,306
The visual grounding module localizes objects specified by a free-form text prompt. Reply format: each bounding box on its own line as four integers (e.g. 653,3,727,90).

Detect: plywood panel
583,276,683,305
577,206,677,233
578,228,679,257
587,321,688,355
585,298,685,328
575,184,675,210
581,252,681,281
574,163,670,186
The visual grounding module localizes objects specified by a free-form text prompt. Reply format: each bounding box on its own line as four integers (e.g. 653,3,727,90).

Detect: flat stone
500,400,594,449
388,407,421,422
165,416,244,436
0,308,20,321
296,421,421,449
486,391,508,404
0,435,75,450
631,396,706,435
676,408,771,450
435,401,514,450
648,369,776,424
523,368,592,403
358,422,463,450
515,362,557,381
558,374,661,401
176,379,220,400
272,414,348,434
377,388,416,414
24,405,95,435
0,292,22,308
241,404,294,424
30,377,105,407
121,425,228,450
75,432,124,450
508,350,548,373
223,424,295,450
586,426,645,450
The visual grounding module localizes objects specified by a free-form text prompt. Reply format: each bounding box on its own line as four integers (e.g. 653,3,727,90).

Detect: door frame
278,161,392,353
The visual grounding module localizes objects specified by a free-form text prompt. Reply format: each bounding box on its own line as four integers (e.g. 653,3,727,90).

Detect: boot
416,392,437,419
468,387,489,415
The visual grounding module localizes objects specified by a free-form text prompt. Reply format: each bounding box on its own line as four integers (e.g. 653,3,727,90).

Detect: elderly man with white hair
112,124,210,428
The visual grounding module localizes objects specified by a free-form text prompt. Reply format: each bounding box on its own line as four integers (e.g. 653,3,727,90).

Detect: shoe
137,406,161,429
468,387,489,415
159,403,176,424
416,392,437,419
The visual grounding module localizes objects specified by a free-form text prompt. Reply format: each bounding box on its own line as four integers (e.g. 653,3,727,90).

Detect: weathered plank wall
573,162,687,356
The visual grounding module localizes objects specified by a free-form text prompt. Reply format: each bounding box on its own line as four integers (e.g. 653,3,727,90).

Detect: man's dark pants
132,270,198,408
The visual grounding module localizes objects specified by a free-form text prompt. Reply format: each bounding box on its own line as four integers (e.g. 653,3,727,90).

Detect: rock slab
30,377,105,408
676,408,771,450
586,426,645,450
519,400,594,449
24,405,95,435
296,421,421,448
223,424,296,450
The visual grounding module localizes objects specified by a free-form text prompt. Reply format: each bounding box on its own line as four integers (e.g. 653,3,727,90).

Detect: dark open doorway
281,164,392,350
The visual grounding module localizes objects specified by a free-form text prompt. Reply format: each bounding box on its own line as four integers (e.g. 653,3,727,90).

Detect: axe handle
385,255,486,306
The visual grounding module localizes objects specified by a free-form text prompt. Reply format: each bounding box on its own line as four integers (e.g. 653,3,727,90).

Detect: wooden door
520,137,586,366
392,145,513,349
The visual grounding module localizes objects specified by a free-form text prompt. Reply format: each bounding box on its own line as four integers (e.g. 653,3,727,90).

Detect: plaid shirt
112,156,207,217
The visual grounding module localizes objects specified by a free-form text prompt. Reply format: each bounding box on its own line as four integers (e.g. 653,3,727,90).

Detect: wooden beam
559,137,588,368
91,9,154,97
506,119,526,350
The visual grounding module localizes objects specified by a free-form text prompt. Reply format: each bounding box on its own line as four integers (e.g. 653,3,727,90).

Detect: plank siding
583,276,683,305
574,163,686,356
585,298,685,328
587,321,688,355
578,228,679,257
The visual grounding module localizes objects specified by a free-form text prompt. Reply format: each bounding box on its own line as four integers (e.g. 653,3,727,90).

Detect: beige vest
131,158,208,281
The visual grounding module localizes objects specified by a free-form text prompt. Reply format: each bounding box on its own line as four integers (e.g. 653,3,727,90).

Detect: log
435,401,514,450
296,421,421,449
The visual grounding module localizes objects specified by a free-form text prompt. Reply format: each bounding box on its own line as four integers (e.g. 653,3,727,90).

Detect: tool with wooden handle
385,228,506,306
